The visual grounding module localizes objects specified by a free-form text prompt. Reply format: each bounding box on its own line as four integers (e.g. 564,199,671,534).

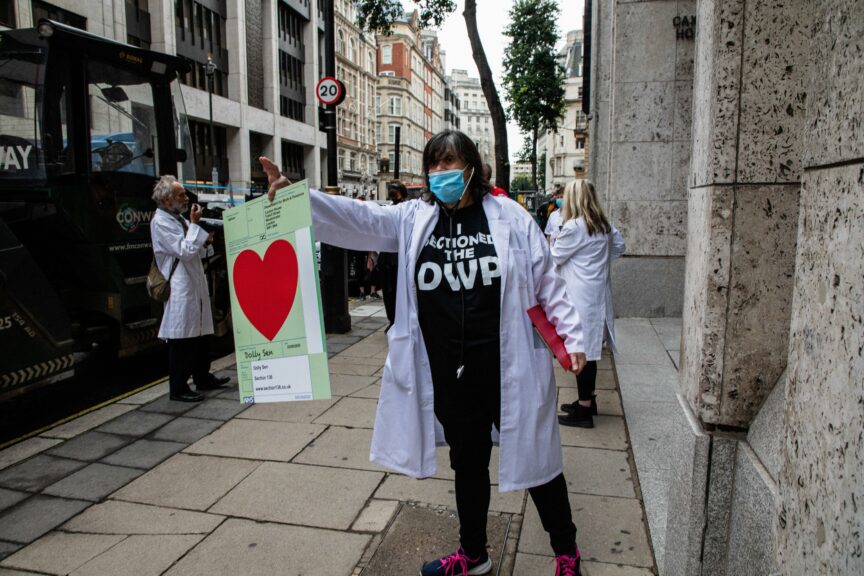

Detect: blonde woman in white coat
262,131,588,576
551,179,625,429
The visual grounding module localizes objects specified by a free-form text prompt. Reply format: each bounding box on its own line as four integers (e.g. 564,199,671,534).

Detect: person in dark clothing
379,181,407,328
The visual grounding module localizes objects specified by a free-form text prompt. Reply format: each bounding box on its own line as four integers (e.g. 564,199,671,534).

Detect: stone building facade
589,0,863,574
542,29,589,194
447,69,494,171
374,12,444,189
334,0,377,197
3,0,329,190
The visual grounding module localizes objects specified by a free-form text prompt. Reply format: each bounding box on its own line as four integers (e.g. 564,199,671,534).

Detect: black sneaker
197,375,230,390
419,547,492,576
558,403,594,428
170,391,204,402
560,395,598,416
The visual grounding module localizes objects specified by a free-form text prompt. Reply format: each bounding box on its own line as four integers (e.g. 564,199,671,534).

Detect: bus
0,20,229,397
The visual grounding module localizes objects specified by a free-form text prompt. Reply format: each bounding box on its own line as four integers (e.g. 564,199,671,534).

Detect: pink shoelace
437,548,479,575
554,548,581,576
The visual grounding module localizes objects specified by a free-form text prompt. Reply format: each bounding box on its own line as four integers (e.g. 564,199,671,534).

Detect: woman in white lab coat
261,131,588,576
551,179,625,429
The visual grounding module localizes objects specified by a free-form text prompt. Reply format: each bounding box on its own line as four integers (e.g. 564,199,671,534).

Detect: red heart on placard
232,239,299,341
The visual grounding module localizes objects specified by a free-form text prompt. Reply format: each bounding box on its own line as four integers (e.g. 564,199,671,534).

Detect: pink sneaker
554,547,582,576
419,547,492,575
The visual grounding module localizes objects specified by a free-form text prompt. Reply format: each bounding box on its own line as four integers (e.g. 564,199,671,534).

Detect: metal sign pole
321,0,350,334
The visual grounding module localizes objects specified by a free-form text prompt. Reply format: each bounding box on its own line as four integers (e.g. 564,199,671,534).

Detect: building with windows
447,69,493,168
542,29,588,193
1,0,329,190
334,0,377,197
375,11,444,189
442,76,461,132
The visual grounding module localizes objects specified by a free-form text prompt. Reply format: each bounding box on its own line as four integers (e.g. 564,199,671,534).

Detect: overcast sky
401,0,586,163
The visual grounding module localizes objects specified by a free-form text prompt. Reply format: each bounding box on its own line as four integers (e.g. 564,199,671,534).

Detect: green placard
223,180,329,403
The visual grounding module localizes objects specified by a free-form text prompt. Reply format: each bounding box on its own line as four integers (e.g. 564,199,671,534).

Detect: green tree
516,136,533,163
537,152,546,192
503,0,565,190
511,174,533,191
356,0,511,192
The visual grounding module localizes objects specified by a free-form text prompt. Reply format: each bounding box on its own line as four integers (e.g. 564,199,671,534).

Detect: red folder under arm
527,305,573,371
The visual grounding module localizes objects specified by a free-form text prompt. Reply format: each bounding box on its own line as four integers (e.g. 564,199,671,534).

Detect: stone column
776,1,864,573
666,0,810,573
592,0,695,318
148,0,177,56
226,0,250,187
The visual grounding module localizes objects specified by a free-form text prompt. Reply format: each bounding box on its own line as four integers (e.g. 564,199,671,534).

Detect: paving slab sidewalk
0,302,657,576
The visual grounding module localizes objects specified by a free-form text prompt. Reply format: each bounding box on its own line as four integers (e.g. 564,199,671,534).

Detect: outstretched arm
259,156,400,253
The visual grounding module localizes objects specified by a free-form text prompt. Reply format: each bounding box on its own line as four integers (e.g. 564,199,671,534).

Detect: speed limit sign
316,76,346,106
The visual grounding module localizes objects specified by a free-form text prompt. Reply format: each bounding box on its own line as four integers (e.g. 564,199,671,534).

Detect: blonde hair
561,179,610,236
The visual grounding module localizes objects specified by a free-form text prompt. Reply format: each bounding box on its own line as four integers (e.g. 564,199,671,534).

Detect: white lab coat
311,191,584,492
550,218,625,361
544,209,563,244
151,208,214,339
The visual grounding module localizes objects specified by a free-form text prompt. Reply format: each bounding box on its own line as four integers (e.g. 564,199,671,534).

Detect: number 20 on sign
315,76,346,106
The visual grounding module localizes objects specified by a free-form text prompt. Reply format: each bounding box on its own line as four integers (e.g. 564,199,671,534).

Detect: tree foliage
511,174,533,191
516,137,533,163
502,0,564,189
354,0,510,192
356,0,456,35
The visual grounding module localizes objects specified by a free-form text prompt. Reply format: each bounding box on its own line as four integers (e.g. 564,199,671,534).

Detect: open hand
569,352,587,375
260,156,291,202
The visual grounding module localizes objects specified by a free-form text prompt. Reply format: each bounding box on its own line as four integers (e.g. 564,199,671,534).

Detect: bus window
0,39,45,180
87,59,159,176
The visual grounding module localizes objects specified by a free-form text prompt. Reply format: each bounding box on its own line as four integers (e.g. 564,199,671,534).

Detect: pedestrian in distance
545,186,565,244
261,129,589,576
482,163,509,198
150,176,230,402
552,179,626,428
379,181,408,329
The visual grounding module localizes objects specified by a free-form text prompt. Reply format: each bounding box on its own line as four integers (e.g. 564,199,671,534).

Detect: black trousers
576,360,598,401
378,252,398,326
431,344,577,557
167,336,212,395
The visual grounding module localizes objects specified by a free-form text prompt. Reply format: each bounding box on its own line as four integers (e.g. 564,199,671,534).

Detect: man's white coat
151,209,214,339
311,191,583,492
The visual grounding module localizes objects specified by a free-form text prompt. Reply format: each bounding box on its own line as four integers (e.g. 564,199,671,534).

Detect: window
349,38,357,63
575,138,585,150
381,45,392,65
388,123,401,143
388,96,401,116
0,0,15,26
32,0,85,29
367,50,375,73
281,141,305,181
88,60,159,177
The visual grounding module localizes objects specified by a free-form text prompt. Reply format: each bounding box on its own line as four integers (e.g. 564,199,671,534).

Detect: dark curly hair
421,130,491,204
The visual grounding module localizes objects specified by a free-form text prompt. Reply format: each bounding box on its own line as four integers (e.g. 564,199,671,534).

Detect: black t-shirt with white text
416,202,501,379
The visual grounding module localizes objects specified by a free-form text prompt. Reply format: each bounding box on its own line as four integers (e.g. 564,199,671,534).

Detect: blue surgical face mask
429,167,473,205
555,198,563,208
